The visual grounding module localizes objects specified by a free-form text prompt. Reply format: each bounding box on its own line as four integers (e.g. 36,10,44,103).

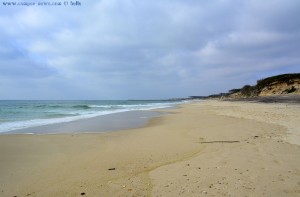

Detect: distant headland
186,73,300,103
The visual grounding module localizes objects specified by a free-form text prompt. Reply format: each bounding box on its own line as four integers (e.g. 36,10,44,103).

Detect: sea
0,100,183,134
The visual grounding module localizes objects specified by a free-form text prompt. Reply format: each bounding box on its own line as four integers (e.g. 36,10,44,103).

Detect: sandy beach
1,100,300,196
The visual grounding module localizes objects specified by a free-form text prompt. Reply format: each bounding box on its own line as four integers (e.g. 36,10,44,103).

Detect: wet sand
0,101,300,196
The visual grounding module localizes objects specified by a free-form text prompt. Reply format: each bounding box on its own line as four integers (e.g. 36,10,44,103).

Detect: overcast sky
0,0,299,99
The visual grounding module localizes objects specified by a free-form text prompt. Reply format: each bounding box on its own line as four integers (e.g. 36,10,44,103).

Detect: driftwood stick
200,140,240,144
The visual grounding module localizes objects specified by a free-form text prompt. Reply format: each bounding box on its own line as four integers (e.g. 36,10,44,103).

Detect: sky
0,0,300,99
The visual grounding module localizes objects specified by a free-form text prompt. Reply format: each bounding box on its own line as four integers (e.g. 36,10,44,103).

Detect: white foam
0,101,182,133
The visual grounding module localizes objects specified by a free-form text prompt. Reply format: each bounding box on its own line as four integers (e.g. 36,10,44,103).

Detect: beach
1,100,300,196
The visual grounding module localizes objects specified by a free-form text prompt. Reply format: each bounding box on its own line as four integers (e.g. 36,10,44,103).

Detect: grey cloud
0,0,300,99
0,40,57,78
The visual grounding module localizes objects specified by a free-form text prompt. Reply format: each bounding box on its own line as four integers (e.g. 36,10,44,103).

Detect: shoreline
0,100,182,135
1,100,300,196
2,110,166,135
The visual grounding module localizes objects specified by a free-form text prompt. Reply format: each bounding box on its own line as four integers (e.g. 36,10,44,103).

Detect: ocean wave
35,104,48,108
72,105,91,109
34,104,92,109
0,109,126,133
88,105,116,109
0,101,184,133
34,105,62,109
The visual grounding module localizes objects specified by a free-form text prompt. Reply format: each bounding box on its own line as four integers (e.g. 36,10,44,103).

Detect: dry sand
0,100,300,196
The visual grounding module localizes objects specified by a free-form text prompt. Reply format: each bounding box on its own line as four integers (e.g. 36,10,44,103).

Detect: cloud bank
0,0,300,99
